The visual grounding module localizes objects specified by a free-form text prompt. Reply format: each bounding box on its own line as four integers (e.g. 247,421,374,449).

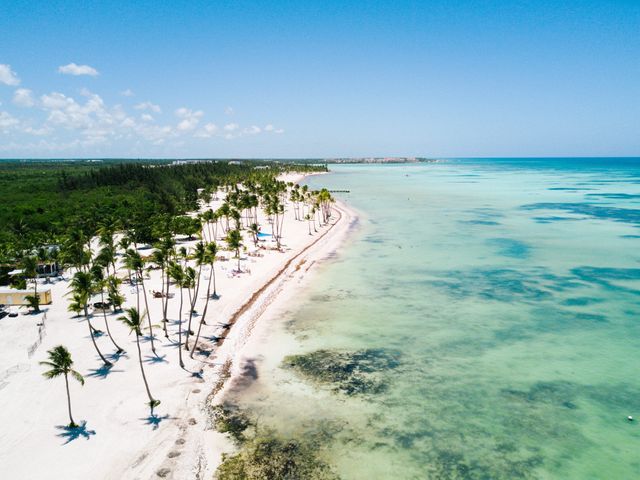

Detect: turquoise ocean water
228,159,640,479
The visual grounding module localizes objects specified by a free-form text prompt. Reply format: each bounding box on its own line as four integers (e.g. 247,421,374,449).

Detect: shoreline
196,198,357,478
0,170,357,480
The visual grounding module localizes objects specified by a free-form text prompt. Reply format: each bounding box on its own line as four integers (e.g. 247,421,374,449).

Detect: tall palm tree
124,249,157,355
186,242,206,349
117,308,160,413
168,263,186,368
226,229,243,272
191,241,218,358
150,247,170,339
91,265,124,353
22,255,40,312
69,271,112,366
40,345,85,428
183,266,196,350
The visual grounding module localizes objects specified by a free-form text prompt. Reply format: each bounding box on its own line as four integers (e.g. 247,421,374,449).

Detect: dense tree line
0,159,326,282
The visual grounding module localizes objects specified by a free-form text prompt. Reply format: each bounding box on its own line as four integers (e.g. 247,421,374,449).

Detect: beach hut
0,287,52,306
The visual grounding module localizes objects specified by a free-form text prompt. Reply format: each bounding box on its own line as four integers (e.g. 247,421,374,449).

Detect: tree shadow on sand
86,364,124,379
108,350,128,362
144,354,168,364
141,413,172,430
56,421,96,444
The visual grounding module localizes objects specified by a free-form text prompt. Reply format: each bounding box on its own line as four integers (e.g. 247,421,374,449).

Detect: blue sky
1,0,639,158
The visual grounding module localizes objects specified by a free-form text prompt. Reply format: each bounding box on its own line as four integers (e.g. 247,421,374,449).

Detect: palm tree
226,229,243,272
22,255,40,312
118,308,160,413
91,265,124,353
67,293,85,317
69,271,112,367
124,249,157,355
106,275,125,312
150,247,170,339
186,242,206,349
40,345,84,428
191,241,218,358
168,263,186,368
248,223,260,247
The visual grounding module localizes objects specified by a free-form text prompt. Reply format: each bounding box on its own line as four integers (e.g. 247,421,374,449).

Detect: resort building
0,287,52,306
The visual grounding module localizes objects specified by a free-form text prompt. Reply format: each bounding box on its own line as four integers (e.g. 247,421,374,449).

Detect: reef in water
283,348,401,395
213,403,340,480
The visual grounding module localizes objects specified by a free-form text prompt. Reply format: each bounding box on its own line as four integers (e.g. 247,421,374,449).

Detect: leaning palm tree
118,308,160,413
168,263,186,368
191,241,218,358
124,249,157,356
40,345,84,428
69,271,112,367
185,242,206,349
91,265,124,353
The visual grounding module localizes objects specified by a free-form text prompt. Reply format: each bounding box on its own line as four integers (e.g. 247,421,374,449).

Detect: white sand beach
0,173,356,480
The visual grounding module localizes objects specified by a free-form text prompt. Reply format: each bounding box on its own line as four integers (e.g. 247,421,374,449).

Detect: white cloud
264,124,274,132
194,122,218,138
121,89,135,97
224,106,234,115
175,108,203,131
58,63,99,76
223,122,239,132
140,113,154,122
275,128,285,134
135,101,161,113
13,88,35,107
244,125,261,135
0,64,20,86
0,111,19,130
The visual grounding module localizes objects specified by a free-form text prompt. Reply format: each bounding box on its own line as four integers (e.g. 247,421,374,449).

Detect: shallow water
228,159,640,479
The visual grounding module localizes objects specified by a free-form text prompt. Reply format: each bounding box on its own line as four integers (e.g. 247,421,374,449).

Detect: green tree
40,345,85,428
22,255,40,312
168,262,186,368
124,249,157,356
191,241,218,358
118,308,161,413
69,271,112,366
226,229,243,272
91,265,124,353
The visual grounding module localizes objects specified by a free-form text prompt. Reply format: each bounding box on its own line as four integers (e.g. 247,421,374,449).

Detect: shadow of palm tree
144,354,168,364
141,413,171,430
55,421,96,444
86,365,124,379
108,350,128,361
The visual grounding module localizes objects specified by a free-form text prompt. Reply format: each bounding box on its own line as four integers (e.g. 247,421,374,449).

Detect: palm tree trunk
101,290,124,352
138,272,157,355
160,265,169,338
185,264,202,349
135,332,157,408
163,269,171,338
191,265,213,358
86,308,111,366
177,286,184,368
33,274,40,312
64,373,76,427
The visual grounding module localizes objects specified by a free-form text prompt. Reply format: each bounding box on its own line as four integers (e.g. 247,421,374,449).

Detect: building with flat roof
0,288,52,306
